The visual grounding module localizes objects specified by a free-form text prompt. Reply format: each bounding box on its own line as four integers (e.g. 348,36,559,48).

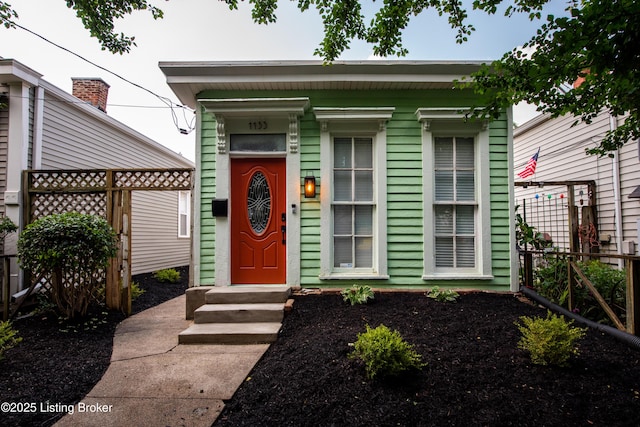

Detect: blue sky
0,1,570,160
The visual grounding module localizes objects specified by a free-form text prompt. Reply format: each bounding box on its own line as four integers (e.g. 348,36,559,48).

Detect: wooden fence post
626,258,640,335
567,255,575,312
121,190,131,316
105,173,122,311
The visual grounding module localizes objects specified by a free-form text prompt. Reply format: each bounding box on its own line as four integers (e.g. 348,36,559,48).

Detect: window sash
333,137,374,270
433,136,476,269
178,191,190,238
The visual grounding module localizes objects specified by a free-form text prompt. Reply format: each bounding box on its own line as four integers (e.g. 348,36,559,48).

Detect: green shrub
516,311,586,367
17,213,118,319
533,256,626,325
349,324,425,379
579,260,626,323
130,281,146,300
0,215,18,239
0,321,22,360
427,286,460,303
341,284,374,305
153,268,181,283
533,254,570,305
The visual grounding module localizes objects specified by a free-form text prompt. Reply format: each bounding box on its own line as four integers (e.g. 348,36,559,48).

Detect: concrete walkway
55,295,269,427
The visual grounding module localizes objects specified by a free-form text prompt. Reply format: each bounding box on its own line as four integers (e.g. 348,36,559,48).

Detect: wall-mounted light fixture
304,173,317,198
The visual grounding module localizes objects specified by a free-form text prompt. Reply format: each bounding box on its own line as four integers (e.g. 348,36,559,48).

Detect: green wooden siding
198,89,513,290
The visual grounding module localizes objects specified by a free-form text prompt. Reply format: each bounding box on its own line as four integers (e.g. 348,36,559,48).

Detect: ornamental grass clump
516,311,587,367
17,213,118,319
349,324,425,379
341,284,374,305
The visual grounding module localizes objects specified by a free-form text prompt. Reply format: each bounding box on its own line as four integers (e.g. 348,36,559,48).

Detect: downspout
609,113,624,269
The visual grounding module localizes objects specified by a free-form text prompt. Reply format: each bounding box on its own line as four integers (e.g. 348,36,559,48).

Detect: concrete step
204,285,291,304
194,303,285,324
178,322,282,345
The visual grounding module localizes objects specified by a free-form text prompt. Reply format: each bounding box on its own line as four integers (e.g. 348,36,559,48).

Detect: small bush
349,324,425,379
130,281,146,300
0,321,22,360
427,286,460,303
516,311,586,367
341,284,374,305
17,213,118,319
153,268,181,283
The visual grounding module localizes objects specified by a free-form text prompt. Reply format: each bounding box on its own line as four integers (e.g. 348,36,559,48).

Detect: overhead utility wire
9,21,195,135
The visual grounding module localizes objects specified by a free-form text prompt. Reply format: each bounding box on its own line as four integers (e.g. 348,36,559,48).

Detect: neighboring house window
333,137,374,269
178,191,190,238
315,107,393,279
417,108,492,279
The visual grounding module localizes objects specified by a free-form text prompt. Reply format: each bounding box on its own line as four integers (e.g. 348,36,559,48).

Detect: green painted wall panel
196,88,513,290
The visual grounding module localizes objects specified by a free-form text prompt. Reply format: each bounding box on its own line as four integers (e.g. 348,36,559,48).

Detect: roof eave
160,60,488,109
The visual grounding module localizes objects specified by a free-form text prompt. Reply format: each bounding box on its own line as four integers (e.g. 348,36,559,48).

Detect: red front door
231,158,286,284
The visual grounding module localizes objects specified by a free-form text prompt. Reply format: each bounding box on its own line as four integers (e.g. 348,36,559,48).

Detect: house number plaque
248,121,268,130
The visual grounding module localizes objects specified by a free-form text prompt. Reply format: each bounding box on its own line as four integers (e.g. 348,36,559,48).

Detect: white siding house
514,111,640,263
0,58,194,294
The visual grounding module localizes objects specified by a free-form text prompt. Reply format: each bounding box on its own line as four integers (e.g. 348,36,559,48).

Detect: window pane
354,171,373,201
435,171,453,200
355,237,373,268
456,137,474,168
334,205,352,235
435,237,453,267
334,171,352,201
334,237,352,267
355,205,373,235
435,205,453,234
456,205,475,234
456,237,475,267
434,137,453,168
230,134,286,152
334,138,352,168
354,138,372,168
456,171,475,201
179,214,188,237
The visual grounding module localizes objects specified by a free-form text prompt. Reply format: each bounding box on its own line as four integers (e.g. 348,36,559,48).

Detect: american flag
517,148,540,179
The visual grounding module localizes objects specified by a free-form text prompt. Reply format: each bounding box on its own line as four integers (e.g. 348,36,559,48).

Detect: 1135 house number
248,121,268,130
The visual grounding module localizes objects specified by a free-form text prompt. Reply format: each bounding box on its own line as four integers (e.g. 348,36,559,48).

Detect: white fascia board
199,97,310,117
0,58,42,86
313,107,395,122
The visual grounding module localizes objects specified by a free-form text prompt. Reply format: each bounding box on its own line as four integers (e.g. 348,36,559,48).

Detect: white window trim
417,108,493,280
178,190,191,238
315,107,393,280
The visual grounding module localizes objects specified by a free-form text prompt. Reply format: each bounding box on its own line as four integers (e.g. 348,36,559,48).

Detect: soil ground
0,266,188,427
3,279,640,427
214,291,640,427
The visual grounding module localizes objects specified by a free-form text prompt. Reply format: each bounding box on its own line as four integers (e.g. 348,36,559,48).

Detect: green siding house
161,61,517,292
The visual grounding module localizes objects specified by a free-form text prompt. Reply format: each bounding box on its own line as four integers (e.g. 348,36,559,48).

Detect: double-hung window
178,191,191,238
417,107,492,279
315,107,393,279
434,137,476,268
333,137,374,269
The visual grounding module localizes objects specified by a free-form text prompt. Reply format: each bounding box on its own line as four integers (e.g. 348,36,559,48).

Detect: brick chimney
72,78,110,112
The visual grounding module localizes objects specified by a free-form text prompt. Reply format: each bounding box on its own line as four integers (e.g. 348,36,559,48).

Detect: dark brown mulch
214,292,640,427
0,266,188,427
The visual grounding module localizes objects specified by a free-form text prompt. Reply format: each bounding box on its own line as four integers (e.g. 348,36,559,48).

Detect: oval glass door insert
247,171,271,234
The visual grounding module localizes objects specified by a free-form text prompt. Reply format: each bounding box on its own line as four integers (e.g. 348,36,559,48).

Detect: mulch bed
3,279,640,427
0,266,188,427
214,291,640,427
